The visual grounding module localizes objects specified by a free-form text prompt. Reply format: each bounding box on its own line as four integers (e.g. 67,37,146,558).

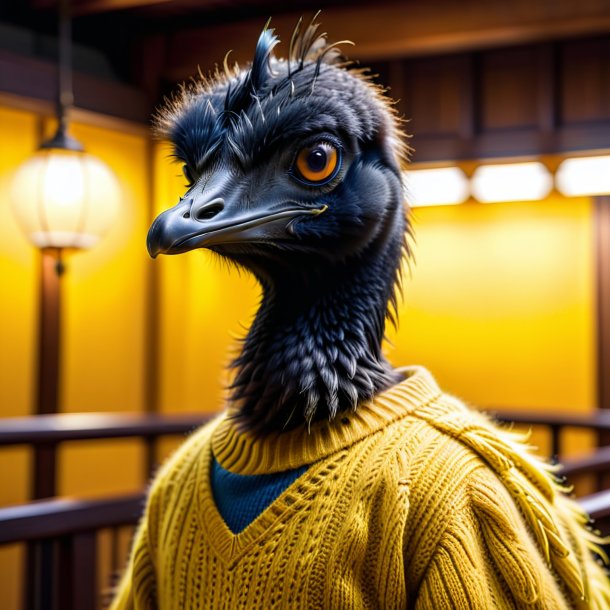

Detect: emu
113,18,610,610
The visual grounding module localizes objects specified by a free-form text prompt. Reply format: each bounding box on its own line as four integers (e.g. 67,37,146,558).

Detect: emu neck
230,240,403,432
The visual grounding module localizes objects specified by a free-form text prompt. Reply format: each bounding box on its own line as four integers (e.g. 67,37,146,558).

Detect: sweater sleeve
109,518,157,610
405,394,610,609
109,419,219,610
108,444,185,609
412,465,607,610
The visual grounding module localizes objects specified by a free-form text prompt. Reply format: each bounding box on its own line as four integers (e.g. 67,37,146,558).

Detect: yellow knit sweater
111,367,610,609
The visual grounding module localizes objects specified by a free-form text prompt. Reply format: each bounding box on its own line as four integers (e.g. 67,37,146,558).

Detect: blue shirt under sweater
211,458,308,534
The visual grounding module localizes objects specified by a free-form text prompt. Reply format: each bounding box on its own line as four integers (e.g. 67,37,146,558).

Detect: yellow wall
0,107,39,419
62,122,150,416
0,105,39,610
389,197,595,411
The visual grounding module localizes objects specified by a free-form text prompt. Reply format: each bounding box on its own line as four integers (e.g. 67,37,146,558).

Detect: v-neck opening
197,442,319,566
210,458,309,534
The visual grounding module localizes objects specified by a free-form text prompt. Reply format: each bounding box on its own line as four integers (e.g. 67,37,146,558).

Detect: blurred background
1,0,610,608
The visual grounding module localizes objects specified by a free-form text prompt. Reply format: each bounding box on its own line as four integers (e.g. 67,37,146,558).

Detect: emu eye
294,142,340,185
182,164,196,186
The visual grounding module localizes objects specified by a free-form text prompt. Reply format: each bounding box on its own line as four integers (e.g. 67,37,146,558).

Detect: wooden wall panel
560,38,610,126
381,34,610,163
478,47,540,131
404,56,469,137
0,50,150,124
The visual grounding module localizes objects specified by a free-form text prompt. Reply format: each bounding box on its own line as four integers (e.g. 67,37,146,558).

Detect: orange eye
295,142,339,184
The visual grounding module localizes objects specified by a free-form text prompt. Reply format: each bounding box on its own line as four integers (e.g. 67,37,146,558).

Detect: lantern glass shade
11,148,121,249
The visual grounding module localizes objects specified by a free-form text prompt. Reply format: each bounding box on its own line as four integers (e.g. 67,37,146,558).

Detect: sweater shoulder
398,390,558,497
146,414,223,511
397,389,562,528
400,391,610,608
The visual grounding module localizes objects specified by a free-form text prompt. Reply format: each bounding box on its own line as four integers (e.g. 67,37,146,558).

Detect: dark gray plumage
148,17,411,431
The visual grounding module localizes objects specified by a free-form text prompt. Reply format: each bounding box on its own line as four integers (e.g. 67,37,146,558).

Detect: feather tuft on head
152,15,408,169
251,26,280,91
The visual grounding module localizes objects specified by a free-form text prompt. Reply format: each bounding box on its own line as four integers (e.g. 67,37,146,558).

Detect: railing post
25,539,56,610
551,425,561,459
34,250,62,497
595,196,610,490
58,531,97,610
32,442,57,500
145,435,157,481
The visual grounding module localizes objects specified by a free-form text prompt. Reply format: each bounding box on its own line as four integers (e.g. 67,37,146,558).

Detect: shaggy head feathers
154,17,408,175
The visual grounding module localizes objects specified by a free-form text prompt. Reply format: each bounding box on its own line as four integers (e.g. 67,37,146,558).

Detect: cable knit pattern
111,367,610,609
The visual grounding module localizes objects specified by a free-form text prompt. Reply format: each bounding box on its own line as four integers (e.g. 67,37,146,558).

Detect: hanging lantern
11,146,120,250
9,0,120,253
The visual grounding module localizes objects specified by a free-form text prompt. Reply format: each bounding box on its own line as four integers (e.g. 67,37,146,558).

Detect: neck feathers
229,212,407,431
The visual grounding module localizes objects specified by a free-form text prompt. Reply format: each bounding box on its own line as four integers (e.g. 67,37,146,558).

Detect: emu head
147,19,409,288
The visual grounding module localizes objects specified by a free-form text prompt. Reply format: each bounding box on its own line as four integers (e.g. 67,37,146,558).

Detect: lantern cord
40,0,84,152
58,0,73,139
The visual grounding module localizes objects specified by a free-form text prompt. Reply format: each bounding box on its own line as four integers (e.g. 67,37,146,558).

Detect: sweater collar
212,366,442,475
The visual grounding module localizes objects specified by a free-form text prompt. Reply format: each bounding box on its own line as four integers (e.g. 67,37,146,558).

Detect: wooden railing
493,409,610,458
0,412,211,610
0,494,144,610
0,412,209,499
0,408,609,609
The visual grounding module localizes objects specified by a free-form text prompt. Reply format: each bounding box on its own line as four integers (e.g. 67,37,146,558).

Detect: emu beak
147,195,327,258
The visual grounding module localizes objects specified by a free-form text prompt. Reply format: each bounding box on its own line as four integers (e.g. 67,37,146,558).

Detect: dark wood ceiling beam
32,0,173,16
0,49,151,125
162,0,610,81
